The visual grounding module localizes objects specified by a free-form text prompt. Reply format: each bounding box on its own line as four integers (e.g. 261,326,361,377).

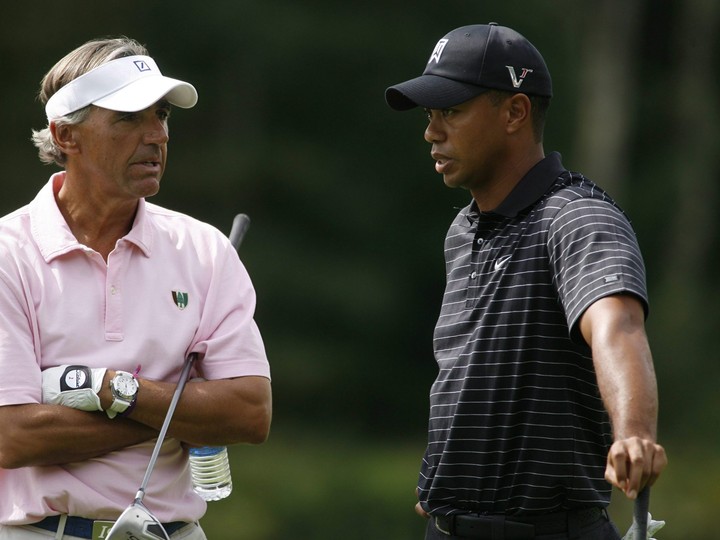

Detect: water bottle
188,446,233,501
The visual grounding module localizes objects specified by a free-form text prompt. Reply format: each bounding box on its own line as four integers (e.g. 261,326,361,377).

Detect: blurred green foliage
2,1,719,538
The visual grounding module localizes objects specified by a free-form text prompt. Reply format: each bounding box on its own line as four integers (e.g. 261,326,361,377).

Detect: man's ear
50,121,80,155
505,93,532,135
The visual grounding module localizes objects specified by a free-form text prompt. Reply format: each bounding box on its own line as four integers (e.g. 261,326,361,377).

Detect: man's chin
132,177,162,199
442,175,466,190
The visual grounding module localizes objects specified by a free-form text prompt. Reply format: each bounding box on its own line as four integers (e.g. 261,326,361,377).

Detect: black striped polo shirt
418,152,648,517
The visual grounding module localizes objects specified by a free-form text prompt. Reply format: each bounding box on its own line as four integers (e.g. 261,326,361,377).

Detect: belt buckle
434,516,454,535
92,520,115,540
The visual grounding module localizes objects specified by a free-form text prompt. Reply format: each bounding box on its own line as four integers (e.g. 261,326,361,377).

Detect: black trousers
423,514,621,540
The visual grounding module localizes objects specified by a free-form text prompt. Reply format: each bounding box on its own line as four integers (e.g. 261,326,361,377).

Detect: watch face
64,368,88,389
113,375,138,399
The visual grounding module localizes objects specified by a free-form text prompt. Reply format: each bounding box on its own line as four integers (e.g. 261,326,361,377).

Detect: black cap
385,23,552,111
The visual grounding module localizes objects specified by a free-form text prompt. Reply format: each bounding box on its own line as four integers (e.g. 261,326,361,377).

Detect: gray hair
31,36,148,167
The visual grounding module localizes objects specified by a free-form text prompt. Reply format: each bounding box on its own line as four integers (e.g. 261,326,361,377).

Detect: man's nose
145,119,169,144
424,116,445,144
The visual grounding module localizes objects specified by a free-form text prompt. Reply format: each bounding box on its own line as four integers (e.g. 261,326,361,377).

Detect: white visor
45,55,198,121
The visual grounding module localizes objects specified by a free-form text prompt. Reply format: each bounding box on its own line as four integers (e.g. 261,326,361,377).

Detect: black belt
32,515,189,539
434,507,604,539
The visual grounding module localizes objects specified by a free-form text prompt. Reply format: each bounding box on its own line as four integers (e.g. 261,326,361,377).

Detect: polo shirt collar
30,172,153,262
466,152,566,223
125,199,153,256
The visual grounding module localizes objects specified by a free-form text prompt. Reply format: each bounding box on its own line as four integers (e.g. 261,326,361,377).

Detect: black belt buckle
434,515,454,535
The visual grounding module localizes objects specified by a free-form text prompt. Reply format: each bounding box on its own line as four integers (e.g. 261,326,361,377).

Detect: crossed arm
579,293,668,499
0,374,271,469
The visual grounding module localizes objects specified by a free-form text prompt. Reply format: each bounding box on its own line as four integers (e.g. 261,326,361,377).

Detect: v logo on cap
506,66,534,89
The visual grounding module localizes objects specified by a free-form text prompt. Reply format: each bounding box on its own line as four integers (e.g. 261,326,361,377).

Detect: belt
434,507,604,539
31,515,189,539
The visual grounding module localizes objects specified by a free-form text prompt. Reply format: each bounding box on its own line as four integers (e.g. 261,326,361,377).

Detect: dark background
2,1,718,538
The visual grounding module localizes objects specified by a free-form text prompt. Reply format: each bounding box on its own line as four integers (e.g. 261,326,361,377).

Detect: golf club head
106,502,169,540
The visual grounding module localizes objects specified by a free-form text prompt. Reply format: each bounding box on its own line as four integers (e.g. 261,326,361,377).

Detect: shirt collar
125,199,153,256
492,152,566,217
465,152,566,224
30,172,153,262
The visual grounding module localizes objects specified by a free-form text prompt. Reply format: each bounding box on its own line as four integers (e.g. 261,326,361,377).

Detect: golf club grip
136,354,197,501
631,487,650,538
229,213,251,252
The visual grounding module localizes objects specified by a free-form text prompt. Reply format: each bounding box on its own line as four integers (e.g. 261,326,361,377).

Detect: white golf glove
622,513,666,539
42,365,107,411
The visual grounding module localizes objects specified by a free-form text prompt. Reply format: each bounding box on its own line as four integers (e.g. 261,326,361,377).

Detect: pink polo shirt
0,173,270,524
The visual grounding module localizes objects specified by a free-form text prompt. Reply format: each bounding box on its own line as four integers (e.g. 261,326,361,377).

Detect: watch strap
107,371,139,419
108,395,131,415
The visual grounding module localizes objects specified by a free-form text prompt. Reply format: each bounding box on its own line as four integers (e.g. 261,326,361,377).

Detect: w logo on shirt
172,291,189,310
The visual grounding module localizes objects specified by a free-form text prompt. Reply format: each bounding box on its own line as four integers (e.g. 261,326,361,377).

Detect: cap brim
385,74,488,111
93,75,198,112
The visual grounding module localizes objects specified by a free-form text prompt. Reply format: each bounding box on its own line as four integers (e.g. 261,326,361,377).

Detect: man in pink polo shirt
0,37,272,539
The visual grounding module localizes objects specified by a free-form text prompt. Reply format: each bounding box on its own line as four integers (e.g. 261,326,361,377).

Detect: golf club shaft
134,353,197,504
631,487,650,538
229,213,250,252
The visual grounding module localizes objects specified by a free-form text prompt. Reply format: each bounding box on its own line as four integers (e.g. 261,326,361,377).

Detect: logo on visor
429,39,449,64
172,291,189,310
133,60,152,72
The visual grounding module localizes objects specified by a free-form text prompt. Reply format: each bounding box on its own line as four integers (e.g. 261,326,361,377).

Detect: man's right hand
42,365,107,411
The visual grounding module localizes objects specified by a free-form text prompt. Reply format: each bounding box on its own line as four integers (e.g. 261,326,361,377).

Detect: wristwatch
107,370,139,418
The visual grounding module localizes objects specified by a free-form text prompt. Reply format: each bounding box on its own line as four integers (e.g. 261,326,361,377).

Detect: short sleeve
547,197,648,339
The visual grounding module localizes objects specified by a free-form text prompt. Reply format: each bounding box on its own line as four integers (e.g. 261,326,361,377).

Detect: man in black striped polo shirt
385,23,667,540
